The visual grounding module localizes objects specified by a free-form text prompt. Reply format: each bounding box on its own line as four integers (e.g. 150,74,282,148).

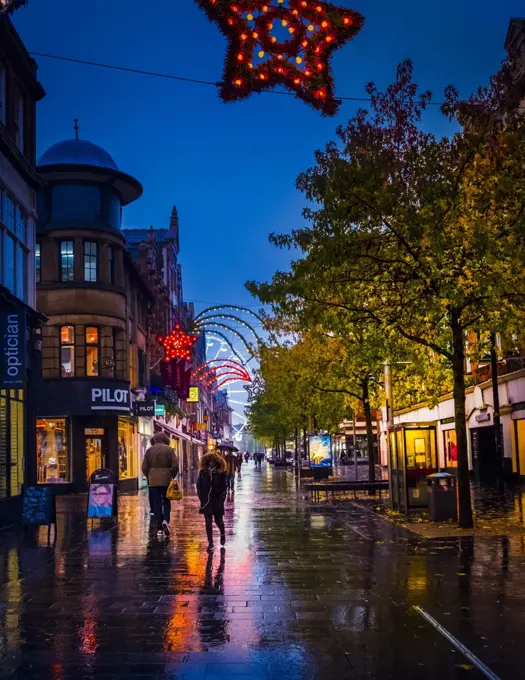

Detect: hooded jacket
196,453,227,516
142,432,179,487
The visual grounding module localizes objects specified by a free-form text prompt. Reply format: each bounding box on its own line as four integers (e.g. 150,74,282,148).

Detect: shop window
35,243,41,283
60,326,75,377
86,326,100,376
0,391,25,498
118,417,136,480
60,241,74,282
36,419,69,483
405,429,436,470
84,240,97,282
443,430,458,468
515,420,525,476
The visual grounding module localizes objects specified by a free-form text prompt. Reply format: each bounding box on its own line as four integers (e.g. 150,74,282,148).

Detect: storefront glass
118,417,136,480
0,390,24,498
138,417,153,488
36,418,69,483
86,432,105,481
443,429,458,468
405,429,436,470
514,420,525,476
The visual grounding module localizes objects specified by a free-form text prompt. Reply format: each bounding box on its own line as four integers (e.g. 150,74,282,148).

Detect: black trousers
150,486,171,528
205,513,225,545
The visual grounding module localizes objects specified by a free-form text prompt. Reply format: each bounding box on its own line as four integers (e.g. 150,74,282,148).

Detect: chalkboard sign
22,486,56,526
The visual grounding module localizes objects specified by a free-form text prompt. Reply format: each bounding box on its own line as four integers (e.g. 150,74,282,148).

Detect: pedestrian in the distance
224,451,237,492
197,452,227,552
142,432,179,538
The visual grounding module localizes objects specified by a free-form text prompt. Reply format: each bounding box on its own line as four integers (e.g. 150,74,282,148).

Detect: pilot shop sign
0,311,25,388
91,387,130,412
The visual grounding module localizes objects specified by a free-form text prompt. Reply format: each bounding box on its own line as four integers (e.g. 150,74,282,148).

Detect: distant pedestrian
223,451,237,492
197,452,227,552
142,432,179,538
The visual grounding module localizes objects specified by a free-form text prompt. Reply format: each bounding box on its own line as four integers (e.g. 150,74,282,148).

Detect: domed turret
37,133,142,233
38,139,119,171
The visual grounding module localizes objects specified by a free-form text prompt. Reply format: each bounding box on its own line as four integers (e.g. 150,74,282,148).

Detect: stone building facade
34,136,152,492
0,16,45,526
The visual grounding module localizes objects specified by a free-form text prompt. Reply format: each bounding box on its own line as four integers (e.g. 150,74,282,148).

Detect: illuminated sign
187,387,199,403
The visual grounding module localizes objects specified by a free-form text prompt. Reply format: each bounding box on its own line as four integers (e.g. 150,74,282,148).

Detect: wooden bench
305,480,389,503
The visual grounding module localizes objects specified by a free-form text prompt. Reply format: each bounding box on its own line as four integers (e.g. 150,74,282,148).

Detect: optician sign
90,387,130,412
0,310,25,388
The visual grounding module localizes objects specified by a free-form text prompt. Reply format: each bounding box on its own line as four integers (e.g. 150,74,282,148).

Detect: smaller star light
158,324,199,362
195,0,364,115
0,0,27,14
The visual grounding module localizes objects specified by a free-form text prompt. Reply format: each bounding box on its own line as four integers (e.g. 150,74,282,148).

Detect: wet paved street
1,463,525,679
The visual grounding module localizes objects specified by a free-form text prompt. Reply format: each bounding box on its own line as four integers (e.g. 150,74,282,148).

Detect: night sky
13,0,521,312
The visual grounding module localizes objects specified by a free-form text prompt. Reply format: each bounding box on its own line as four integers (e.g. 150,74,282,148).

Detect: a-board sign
87,469,117,519
22,486,56,526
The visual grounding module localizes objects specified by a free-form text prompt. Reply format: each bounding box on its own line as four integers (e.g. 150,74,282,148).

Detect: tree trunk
452,314,474,529
294,427,299,473
362,378,376,484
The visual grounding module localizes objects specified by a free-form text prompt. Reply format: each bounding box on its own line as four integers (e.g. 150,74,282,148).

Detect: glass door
86,436,105,481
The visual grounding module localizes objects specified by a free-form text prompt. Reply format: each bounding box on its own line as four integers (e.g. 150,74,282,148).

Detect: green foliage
248,59,525,527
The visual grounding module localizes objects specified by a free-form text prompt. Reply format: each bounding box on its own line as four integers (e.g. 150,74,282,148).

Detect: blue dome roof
38,139,119,171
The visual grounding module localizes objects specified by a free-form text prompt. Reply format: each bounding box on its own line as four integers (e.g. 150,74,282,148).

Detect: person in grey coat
142,432,179,537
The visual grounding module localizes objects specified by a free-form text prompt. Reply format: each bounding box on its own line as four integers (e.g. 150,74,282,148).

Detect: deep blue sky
14,0,521,312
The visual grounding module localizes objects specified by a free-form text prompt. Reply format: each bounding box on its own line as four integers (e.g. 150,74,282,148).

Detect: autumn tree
248,61,525,528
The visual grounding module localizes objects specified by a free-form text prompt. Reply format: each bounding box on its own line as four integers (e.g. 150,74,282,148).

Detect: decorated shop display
195,0,364,114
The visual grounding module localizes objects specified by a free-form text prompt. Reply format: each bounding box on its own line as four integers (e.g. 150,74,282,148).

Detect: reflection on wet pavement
0,463,523,678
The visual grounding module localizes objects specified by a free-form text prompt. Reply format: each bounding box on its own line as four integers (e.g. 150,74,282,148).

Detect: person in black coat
197,452,227,551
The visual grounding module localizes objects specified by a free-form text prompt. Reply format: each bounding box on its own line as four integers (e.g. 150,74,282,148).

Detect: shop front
0,303,42,527
388,423,438,512
34,378,138,492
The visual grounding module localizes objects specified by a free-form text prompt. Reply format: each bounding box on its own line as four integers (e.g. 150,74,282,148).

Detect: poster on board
87,469,117,519
308,435,333,468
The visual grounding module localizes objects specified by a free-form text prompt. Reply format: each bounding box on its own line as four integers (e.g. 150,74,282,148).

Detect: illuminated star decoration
158,323,199,362
0,0,27,14
195,0,364,115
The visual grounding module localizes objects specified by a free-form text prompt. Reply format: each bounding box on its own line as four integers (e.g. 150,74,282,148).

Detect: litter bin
427,472,457,522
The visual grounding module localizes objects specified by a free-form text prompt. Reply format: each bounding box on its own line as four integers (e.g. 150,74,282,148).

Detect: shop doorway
471,426,499,480
85,429,107,481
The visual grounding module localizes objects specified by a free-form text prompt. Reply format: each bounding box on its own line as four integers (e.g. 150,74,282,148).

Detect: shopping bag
166,479,183,501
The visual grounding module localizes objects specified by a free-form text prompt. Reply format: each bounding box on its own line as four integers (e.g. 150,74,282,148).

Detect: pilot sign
90,387,130,413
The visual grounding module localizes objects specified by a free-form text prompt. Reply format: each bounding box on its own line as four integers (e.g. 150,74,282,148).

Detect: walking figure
224,451,237,492
142,432,179,538
197,452,227,552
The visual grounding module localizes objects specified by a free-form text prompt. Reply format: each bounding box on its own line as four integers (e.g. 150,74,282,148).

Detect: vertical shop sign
0,310,25,388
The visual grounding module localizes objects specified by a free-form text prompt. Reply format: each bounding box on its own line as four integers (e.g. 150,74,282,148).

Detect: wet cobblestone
1,463,524,678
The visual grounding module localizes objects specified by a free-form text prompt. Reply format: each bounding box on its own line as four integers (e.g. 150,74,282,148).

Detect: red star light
158,324,199,362
195,0,364,115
